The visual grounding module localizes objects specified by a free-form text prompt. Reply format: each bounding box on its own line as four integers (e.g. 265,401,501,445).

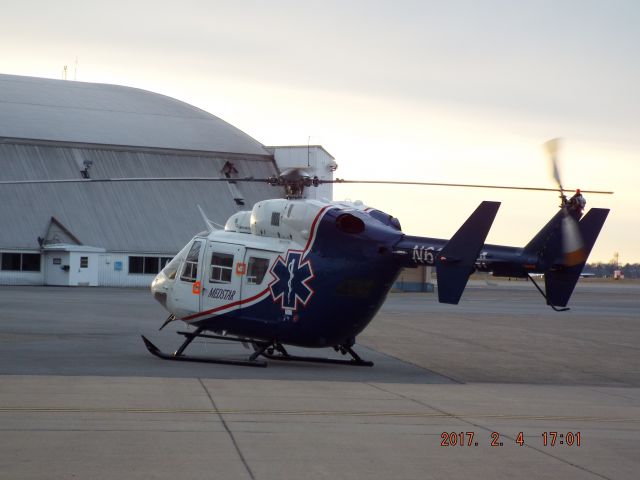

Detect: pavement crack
198,378,256,480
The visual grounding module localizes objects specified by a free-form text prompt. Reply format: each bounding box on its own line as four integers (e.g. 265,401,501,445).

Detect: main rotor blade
324,179,613,195
0,177,271,186
0,176,614,195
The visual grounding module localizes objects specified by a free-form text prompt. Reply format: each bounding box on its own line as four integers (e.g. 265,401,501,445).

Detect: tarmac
1,280,639,479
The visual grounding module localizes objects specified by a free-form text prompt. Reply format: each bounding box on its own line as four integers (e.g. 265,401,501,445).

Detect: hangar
0,74,335,287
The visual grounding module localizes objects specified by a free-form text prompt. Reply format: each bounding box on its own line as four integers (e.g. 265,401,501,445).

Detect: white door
200,242,245,315
45,252,70,286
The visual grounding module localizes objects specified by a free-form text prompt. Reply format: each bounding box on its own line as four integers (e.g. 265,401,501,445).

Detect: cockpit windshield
161,241,193,280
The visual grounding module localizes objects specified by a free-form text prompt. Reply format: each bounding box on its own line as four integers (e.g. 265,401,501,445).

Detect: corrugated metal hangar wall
0,74,283,287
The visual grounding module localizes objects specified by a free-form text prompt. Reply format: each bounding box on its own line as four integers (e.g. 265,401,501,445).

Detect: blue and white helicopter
141,140,611,367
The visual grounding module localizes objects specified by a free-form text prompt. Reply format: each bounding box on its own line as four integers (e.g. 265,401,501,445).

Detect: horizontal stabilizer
545,208,610,307
437,201,500,304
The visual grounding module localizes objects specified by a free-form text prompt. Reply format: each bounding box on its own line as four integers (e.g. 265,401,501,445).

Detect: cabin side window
247,257,269,285
180,240,203,282
210,252,234,283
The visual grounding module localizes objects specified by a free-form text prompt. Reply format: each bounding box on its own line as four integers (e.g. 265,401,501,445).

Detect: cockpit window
210,252,234,283
161,242,191,280
180,240,203,282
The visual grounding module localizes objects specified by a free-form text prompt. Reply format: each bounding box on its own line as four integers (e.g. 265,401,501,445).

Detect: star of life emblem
269,250,315,312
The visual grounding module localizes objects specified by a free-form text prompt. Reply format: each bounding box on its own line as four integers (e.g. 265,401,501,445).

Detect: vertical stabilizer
436,201,500,304
544,208,610,307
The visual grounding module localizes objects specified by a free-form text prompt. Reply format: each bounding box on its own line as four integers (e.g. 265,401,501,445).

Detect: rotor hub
268,168,321,199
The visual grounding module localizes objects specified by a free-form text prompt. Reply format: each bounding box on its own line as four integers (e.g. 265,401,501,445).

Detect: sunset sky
2,0,638,262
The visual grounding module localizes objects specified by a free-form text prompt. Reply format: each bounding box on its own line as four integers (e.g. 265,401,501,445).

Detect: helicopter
1,139,612,367
142,139,611,367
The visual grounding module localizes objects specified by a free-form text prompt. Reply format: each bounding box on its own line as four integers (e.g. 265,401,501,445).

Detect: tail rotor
543,138,586,267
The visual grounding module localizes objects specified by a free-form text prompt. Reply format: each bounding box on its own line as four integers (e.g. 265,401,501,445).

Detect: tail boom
393,207,609,309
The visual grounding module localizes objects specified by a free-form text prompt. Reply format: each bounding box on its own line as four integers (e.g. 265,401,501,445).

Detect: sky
1,0,638,262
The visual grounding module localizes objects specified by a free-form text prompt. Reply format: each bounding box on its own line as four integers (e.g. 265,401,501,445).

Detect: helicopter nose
150,272,169,308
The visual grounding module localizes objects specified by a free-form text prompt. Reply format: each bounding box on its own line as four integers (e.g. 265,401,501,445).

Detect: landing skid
141,328,267,367
141,328,373,367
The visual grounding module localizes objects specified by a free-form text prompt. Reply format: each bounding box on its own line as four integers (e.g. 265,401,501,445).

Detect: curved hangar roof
0,73,269,155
